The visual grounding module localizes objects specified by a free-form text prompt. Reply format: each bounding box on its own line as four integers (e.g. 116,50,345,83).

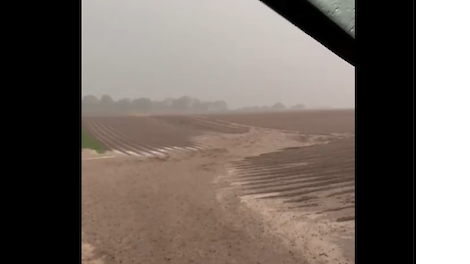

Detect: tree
82,94,100,113
116,98,131,112
98,94,115,112
100,94,114,106
81,94,234,114
151,100,165,112
82,94,99,105
290,104,306,110
271,102,287,111
131,97,153,112
213,100,228,112
261,105,271,111
173,96,192,111
189,98,205,113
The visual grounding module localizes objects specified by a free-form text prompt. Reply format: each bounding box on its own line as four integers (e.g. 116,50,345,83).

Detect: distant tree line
234,102,306,113
82,94,307,115
82,95,229,115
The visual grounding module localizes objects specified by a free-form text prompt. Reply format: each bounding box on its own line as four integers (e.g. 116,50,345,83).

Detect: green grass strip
82,125,106,153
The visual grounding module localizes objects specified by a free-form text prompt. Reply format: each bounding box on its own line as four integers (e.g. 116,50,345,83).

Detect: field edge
81,124,106,153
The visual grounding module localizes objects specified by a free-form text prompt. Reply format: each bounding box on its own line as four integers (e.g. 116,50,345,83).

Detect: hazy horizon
82,0,354,109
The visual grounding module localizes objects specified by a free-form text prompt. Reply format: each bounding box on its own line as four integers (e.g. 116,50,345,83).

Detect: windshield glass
307,0,355,37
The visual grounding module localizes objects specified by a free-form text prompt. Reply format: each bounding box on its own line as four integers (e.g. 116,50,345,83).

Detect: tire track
234,160,355,179
105,116,193,148
238,171,356,191
85,119,133,156
82,120,111,152
191,116,250,132
99,116,205,153
157,115,249,134
82,116,229,158
242,176,355,197
229,137,355,222
89,119,146,156
92,120,156,157
233,149,353,169
233,167,355,186
96,120,169,157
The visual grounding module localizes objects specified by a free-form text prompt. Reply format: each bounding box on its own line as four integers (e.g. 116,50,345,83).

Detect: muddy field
231,137,354,215
82,111,355,264
82,115,248,157
204,109,355,134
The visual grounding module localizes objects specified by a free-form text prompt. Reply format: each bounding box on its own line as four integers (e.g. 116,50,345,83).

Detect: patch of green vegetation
82,125,106,153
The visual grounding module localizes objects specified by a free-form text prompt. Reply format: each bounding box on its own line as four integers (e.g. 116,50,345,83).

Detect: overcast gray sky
82,0,354,109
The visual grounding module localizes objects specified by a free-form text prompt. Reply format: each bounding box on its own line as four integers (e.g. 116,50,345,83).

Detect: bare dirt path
82,128,354,264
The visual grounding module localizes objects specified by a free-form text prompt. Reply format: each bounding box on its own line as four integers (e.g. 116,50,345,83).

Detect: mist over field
81,94,323,115
82,0,354,111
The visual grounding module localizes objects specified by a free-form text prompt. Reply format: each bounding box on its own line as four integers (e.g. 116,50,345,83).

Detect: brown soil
82,115,248,157
205,109,355,134
82,111,355,264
